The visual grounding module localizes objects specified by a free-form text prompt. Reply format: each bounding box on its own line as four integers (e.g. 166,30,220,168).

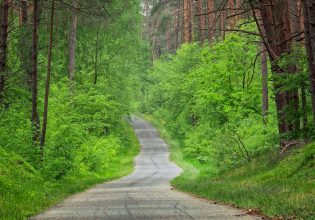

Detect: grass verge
142,115,315,220
0,124,139,220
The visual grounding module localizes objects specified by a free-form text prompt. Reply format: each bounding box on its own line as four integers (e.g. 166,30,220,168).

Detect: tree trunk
207,0,214,41
290,0,303,41
0,0,9,102
166,21,170,51
261,42,269,124
304,0,315,127
228,0,235,28
144,0,149,41
173,9,179,50
183,0,192,43
68,0,78,81
19,0,32,90
40,0,55,158
31,0,40,144
257,0,299,143
94,30,99,85
221,8,226,40
197,0,205,44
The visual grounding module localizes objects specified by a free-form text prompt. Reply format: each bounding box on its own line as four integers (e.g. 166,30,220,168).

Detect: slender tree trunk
228,0,235,28
261,42,269,124
183,0,192,43
180,0,184,44
221,9,226,40
31,0,40,144
19,0,32,90
301,86,308,134
304,0,315,126
173,9,179,50
0,0,9,102
197,0,205,44
290,0,302,41
68,0,77,81
152,18,161,60
165,21,170,51
207,0,214,41
94,30,99,85
144,0,149,41
40,0,55,157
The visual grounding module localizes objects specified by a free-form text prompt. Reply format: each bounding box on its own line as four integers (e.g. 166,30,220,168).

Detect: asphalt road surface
31,118,261,220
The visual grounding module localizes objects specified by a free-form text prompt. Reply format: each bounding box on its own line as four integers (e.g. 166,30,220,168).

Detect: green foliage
0,0,147,218
140,32,279,170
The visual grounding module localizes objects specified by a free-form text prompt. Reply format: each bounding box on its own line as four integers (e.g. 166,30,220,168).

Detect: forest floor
31,118,260,219
143,115,315,220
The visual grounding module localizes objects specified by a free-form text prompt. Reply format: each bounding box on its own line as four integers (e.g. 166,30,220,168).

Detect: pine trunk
197,0,205,44
40,0,55,157
304,0,315,126
68,0,78,81
261,42,269,124
258,0,299,143
207,0,214,41
0,0,9,101
31,0,40,144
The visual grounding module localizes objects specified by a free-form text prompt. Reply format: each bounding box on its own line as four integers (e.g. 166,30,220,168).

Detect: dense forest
137,0,315,218
0,0,314,219
0,0,148,218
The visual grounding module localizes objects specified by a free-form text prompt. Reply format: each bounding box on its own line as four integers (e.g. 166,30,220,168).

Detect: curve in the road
31,118,261,220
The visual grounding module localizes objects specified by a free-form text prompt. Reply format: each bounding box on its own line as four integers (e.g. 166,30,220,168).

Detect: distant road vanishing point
31,118,261,220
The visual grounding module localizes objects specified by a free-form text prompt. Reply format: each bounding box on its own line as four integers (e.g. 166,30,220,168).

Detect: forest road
31,117,261,220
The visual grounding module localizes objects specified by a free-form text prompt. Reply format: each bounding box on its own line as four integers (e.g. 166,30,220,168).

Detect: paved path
31,118,261,220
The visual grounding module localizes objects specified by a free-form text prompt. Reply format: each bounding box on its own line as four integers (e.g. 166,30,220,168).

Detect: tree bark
173,9,179,50
303,0,315,126
183,0,192,43
40,0,55,157
290,0,303,41
19,0,32,90
31,0,40,144
207,0,214,41
261,42,269,124
228,0,235,28
257,0,299,142
94,30,99,85
0,0,9,102
197,0,205,44
68,0,78,81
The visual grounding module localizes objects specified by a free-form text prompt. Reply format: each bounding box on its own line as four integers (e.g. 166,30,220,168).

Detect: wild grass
143,115,315,220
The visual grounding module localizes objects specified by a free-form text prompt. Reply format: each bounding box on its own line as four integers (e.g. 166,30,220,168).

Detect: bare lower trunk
68,0,78,81
261,42,269,124
290,0,302,41
0,0,9,102
173,9,179,50
183,0,192,43
19,0,32,90
94,30,99,85
31,0,40,144
257,0,299,145
207,0,214,41
304,0,315,126
40,0,55,158
197,0,205,44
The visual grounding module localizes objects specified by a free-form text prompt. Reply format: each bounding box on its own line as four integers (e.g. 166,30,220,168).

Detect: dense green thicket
0,0,148,218
139,26,315,218
140,31,286,172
